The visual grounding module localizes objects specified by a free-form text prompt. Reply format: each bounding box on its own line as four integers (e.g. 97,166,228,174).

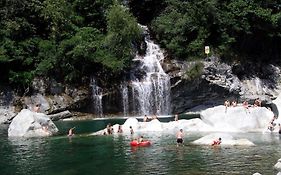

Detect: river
0,116,280,175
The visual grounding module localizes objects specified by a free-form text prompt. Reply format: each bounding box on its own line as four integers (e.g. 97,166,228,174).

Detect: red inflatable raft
130,140,151,147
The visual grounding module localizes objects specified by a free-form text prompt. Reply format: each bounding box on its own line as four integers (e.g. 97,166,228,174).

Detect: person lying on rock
212,138,222,146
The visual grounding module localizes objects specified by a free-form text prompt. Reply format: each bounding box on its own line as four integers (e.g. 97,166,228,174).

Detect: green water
1,118,281,175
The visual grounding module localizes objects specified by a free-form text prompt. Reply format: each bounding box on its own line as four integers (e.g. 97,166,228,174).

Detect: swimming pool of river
0,117,280,175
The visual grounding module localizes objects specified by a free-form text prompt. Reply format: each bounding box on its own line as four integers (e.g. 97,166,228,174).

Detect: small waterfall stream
90,77,103,117
120,83,129,116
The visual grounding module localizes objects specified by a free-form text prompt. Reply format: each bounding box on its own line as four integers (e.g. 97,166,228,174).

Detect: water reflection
1,123,281,175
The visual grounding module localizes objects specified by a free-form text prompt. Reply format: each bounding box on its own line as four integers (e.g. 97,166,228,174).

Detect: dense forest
1,0,281,93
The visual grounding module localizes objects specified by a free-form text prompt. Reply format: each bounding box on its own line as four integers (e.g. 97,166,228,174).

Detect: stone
274,158,281,172
48,110,73,121
8,109,58,137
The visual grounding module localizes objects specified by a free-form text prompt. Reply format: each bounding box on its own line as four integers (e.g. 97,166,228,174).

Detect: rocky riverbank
1,58,281,124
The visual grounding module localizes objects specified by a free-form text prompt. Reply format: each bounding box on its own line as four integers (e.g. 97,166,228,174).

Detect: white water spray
129,25,171,116
90,77,103,117
120,83,129,116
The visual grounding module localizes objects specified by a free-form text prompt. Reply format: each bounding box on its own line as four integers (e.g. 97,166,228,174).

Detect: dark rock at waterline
0,78,90,124
48,110,72,121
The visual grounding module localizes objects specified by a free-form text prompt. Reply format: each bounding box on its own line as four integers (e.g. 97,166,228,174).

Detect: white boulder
8,109,58,137
192,133,255,146
200,105,274,132
274,158,281,172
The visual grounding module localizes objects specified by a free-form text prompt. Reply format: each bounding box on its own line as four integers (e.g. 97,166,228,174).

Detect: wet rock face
0,87,17,124
163,57,281,113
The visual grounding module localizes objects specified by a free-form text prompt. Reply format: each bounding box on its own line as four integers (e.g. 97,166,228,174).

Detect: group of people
143,114,158,122
143,113,179,122
102,123,123,135
224,98,263,113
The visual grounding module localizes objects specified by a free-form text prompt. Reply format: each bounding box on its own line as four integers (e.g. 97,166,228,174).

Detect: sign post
205,46,210,58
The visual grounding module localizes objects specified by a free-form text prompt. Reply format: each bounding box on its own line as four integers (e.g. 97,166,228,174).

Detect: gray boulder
8,109,58,137
0,107,16,124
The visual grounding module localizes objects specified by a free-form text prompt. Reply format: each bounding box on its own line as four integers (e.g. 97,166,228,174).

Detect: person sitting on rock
243,100,249,108
106,123,113,135
143,115,148,122
254,98,262,107
231,100,237,107
33,104,41,113
117,125,123,133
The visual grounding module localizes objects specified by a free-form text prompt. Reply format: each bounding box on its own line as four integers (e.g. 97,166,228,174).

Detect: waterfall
129,25,171,116
90,77,103,117
120,83,129,116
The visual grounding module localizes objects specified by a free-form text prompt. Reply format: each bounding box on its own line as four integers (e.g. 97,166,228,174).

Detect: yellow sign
205,46,210,54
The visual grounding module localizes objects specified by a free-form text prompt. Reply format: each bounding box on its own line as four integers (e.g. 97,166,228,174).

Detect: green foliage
0,0,141,89
104,3,142,68
9,70,34,89
151,0,281,61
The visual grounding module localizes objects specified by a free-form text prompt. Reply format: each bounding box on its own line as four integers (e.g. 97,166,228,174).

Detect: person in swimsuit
68,127,75,137
176,129,184,147
174,113,179,121
212,138,222,146
130,126,134,134
143,115,148,122
138,136,144,143
117,125,123,133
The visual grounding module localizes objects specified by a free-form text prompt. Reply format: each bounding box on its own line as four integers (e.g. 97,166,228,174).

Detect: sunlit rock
192,133,255,146
122,117,139,133
139,119,163,132
8,109,58,137
274,158,281,172
273,94,281,117
200,105,274,132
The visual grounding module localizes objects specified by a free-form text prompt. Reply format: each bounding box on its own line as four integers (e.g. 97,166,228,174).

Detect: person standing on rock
130,126,134,134
143,115,148,122
174,113,179,121
224,100,230,113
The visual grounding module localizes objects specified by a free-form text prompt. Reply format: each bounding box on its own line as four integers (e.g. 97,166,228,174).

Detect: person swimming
68,127,75,137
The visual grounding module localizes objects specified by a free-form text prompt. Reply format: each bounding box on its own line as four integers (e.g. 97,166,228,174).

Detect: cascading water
90,77,103,117
121,25,171,116
120,83,129,116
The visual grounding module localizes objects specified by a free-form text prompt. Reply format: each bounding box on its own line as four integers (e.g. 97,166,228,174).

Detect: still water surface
0,118,281,175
